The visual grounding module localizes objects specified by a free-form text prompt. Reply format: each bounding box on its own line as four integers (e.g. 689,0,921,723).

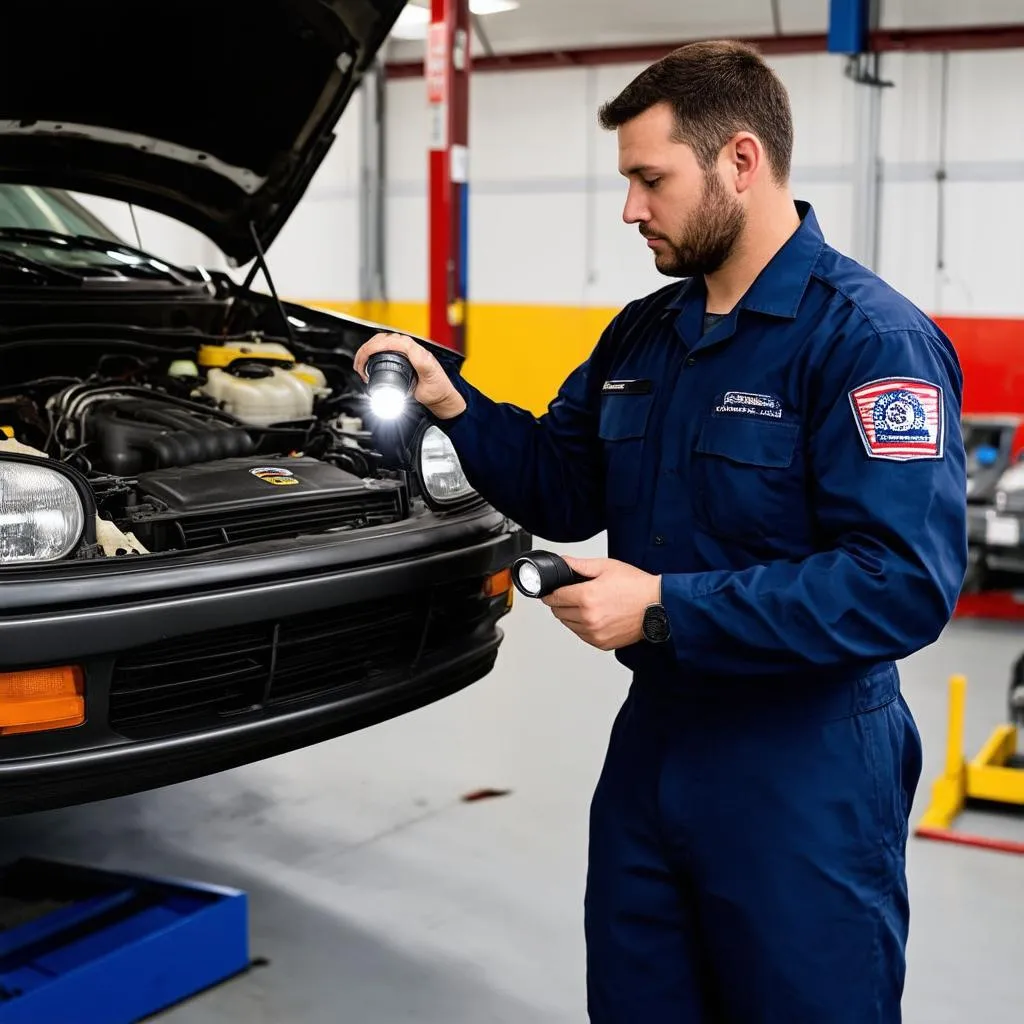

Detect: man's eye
643,177,661,189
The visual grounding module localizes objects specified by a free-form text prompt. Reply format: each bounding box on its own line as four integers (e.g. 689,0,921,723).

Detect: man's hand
353,332,467,421
542,556,662,651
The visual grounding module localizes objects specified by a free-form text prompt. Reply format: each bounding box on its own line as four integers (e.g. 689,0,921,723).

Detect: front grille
109,579,500,738
172,493,404,548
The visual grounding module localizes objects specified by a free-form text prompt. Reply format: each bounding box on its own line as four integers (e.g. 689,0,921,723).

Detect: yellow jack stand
915,674,1024,854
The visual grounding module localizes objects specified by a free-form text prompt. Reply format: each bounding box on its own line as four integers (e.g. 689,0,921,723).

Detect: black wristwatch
642,603,671,644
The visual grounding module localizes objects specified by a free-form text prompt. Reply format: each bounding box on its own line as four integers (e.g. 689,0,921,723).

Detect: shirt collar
666,200,824,320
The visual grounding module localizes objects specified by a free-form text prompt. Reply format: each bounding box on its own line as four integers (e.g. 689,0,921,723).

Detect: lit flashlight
511,550,589,598
366,351,418,420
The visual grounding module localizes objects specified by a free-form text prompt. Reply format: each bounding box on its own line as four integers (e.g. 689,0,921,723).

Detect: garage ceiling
385,0,1024,62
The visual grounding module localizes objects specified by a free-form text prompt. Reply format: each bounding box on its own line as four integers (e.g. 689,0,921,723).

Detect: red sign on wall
426,23,447,104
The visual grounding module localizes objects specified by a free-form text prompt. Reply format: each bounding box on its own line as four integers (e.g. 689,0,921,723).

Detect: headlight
417,425,475,505
0,459,87,564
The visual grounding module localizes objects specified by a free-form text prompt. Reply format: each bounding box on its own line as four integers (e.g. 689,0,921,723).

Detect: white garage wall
72,45,1024,321
878,48,1024,317
385,52,860,310
381,46,1024,319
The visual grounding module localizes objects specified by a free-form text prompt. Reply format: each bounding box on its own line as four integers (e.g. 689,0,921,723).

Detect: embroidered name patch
849,377,944,461
714,391,784,420
602,379,652,395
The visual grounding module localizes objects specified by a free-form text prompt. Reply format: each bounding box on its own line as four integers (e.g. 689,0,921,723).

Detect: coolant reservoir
198,341,331,399
201,365,316,426
290,362,330,397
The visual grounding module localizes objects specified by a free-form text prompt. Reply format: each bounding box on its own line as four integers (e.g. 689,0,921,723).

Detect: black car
962,413,1024,591
0,0,530,815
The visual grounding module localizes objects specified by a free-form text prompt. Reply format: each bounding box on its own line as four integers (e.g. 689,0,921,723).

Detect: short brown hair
598,40,794,183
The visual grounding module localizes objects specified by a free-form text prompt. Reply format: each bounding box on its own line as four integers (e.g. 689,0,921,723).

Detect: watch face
643,605,671,643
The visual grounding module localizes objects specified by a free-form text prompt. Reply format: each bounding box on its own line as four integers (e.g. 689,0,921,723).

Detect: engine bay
0,331,424,560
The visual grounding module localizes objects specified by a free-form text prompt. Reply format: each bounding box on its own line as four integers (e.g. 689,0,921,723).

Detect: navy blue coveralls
436,203,968,1022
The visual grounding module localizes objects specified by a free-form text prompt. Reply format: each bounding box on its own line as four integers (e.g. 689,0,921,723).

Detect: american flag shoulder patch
848,377,945,461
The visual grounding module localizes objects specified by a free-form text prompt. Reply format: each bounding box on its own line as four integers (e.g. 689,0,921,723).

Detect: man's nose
622,187,649,225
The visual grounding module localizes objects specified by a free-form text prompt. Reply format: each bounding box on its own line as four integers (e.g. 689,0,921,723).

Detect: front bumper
0,506,530,815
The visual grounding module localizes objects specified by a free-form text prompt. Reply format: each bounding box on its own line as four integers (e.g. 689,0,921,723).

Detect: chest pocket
599,392,654,508
691,415,807,549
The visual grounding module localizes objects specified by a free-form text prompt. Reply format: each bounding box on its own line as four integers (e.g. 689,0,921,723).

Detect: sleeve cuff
430,372,483,439
660,572,709,664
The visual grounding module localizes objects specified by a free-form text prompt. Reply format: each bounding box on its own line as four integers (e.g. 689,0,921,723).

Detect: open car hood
0,0,404,265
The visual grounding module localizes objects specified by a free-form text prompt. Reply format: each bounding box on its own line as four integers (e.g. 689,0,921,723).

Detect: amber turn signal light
0,665,85,736
483,568,513,597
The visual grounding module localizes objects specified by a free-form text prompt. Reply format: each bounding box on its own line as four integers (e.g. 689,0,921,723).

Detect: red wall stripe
934,317,1024,416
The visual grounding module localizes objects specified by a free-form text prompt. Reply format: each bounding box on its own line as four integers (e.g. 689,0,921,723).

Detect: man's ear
724,132,765,194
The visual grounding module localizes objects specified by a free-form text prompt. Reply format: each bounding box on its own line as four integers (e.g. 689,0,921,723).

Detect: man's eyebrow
622,164,662,177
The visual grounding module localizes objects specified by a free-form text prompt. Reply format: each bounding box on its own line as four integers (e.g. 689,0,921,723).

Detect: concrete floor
3,534,1024,1022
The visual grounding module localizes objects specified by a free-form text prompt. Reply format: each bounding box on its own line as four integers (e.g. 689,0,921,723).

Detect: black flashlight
511,550,590,598
366,351,418,420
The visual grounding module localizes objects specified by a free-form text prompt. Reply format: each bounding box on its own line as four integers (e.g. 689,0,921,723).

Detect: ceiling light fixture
469,0,519,13
389,0,519,41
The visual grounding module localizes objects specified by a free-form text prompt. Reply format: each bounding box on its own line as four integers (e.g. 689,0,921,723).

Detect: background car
963,413,1024,591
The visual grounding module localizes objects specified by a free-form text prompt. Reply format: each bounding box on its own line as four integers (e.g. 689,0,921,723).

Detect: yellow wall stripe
303,300,618,416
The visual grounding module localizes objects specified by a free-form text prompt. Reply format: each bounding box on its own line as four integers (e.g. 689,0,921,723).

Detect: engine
0,335,412,558
46,339,339,476
50,383,258,476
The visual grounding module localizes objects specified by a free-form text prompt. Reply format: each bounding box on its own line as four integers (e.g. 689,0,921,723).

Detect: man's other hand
542,557,661,651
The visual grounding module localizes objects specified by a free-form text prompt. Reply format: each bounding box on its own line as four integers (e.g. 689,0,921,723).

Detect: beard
644,172,745,278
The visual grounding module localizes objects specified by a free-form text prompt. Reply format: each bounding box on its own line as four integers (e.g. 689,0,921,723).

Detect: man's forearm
436,371,606,543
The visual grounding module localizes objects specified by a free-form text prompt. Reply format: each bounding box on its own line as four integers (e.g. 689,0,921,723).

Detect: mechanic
355,40,968,1024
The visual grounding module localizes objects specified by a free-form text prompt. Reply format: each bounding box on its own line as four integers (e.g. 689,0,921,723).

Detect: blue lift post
827,0,876,54
0,858,250,1024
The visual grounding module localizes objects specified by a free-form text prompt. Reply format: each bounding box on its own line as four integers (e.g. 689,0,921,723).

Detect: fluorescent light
390,4,430,40
470,0,518,13
389,0,519,39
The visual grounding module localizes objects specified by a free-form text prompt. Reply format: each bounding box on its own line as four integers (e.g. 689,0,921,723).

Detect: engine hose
213,429,254,460
150,427,253,467
130,405,206,433
89,386,243,425
150,430,201,466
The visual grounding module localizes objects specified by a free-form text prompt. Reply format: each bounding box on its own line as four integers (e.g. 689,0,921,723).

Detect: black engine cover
126,456,407,550
136,456,372,512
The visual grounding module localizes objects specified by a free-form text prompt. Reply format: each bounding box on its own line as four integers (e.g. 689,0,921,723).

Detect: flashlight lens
369,384,407,420
517,562,542,596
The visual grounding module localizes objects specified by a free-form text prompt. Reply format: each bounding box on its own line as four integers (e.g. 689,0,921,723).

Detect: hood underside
0,0,404,265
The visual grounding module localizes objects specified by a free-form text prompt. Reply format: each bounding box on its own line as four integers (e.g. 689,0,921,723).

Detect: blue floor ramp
0,857,250,1023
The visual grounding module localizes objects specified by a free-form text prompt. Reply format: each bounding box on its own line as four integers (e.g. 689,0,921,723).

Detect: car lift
915,673,1024,854
0,858,250,1023
427,0,470,356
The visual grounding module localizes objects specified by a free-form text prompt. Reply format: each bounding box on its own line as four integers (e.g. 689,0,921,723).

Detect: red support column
426,0,470,353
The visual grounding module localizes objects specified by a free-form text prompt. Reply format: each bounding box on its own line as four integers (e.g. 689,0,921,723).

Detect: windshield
0,185,121,241
0,184,193,285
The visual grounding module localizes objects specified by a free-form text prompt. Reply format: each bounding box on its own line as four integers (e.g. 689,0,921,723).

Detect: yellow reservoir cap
198,341,295,367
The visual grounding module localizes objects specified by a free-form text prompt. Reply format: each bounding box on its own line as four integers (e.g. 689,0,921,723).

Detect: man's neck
703,194,801,314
